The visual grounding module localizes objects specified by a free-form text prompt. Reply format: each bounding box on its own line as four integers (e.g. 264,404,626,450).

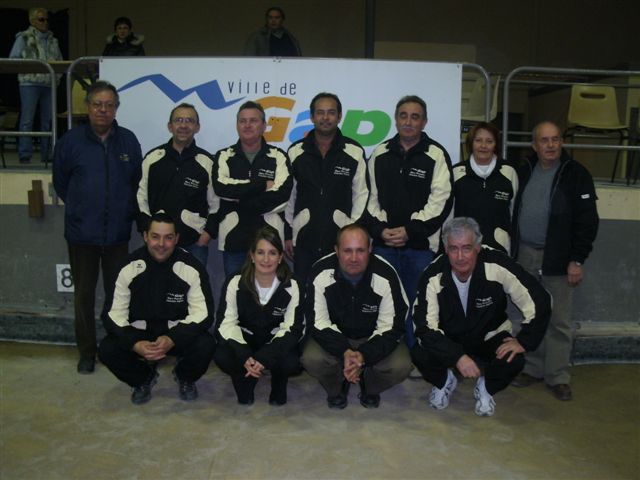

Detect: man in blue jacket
53,80,142,374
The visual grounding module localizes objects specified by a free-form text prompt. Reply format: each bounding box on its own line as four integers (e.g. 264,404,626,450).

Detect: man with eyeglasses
137,103,219,266
511,121,599,401
9,7,63,164
212,101,292,276
53,81,143,374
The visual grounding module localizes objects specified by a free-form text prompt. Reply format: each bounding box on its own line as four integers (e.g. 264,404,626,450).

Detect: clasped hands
133,335,175,361
244,356,265,378
343,349,365,383
381,227,408,247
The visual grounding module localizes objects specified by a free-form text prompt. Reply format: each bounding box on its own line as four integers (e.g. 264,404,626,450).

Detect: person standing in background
9,7,63,164
103,16,145,56
244,6,301,57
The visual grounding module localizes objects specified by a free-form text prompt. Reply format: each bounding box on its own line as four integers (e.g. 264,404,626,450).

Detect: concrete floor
1,342,638,480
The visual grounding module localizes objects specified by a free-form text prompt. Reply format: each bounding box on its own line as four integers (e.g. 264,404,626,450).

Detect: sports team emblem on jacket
166,292,185,304
333,166,351,176
361,303,379,314
408,167,427,179
257,168,275,179
493,190,510,201
475,296,494,309
183,177,200,189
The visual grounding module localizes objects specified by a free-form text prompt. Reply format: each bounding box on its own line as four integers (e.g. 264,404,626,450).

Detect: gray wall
0,204,226,342
0,203,638,344
2,0,638,71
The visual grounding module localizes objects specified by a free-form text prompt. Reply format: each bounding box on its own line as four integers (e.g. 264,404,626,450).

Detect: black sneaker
77,357,95,374
131,371,159,405
327,381,350,409
173,369,198,401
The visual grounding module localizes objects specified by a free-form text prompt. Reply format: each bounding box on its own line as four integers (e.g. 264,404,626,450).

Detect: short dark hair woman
214,226,304,405
452,122,518,254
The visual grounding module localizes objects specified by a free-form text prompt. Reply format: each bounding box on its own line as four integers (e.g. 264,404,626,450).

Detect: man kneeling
412,217,550,416
302,223,412,409
99,212,216,404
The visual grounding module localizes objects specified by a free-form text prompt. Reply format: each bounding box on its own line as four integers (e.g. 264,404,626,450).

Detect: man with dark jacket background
244,6,301,57
511,121,599,401
53,81,142,374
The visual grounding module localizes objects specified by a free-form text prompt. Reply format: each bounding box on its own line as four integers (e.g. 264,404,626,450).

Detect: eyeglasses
36,17,49,22
89,101,117,111
172,117,197,124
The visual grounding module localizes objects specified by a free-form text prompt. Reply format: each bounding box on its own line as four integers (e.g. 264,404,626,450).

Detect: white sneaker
429,369,458,410
474,376,496,417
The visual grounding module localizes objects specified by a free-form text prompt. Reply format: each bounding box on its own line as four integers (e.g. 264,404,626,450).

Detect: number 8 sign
56,264,74,292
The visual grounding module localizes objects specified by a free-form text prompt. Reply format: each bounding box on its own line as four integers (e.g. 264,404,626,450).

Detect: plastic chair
460,76,501,158
0,110,20,168
461,75,501,123
57,80,88,126
564,84,628,182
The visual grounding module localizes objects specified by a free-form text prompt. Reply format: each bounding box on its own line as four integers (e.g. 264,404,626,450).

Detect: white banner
101,57,462,161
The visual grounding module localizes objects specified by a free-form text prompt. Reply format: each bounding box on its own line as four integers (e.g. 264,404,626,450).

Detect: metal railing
501,66,640,162
0,58,58,166
462,62,492,122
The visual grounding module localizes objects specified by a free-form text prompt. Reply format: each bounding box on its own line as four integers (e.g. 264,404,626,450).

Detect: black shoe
173,369,198,401
327,381,350,409
238,395,255,405
232,375,256,405
547,383,572,401
269,375,288,406
131,371,159,405
358,378,380,408
77,357,95,374
269,393,286,406
19,156,31,164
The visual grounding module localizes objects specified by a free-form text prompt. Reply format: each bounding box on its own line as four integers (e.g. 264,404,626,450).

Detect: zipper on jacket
103,142,110,244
